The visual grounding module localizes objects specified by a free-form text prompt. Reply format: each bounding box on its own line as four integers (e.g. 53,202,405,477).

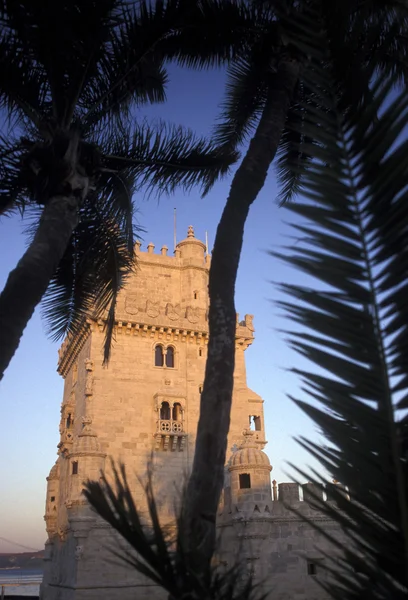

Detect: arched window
160,401,171,420
166,346,175,368
155,345,164,367
172,403,182,421
193,291,198,300
66,413,72,429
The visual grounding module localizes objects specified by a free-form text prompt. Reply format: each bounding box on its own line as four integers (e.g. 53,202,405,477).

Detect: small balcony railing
157,419,184,433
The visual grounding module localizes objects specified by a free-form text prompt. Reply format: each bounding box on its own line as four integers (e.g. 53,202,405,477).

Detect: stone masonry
41,227,346,600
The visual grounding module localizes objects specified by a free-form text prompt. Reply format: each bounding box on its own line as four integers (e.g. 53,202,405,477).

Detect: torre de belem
41,227,347,600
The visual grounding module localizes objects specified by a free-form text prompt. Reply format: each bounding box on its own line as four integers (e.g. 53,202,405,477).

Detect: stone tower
41,227,267,600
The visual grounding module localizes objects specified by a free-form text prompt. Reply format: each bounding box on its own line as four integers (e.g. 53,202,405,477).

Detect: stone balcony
155,419,187,451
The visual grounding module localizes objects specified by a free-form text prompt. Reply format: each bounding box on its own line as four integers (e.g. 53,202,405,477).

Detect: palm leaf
0,135,30,215
273,65,408,597
41,194,139,362
159,0,258,70
100,120,238,196
212,29,274,150
83,460,266,600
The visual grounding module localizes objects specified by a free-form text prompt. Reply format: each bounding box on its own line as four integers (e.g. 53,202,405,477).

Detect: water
0,569,43,597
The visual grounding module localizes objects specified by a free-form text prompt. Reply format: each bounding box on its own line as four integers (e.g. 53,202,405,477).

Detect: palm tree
83,66,408,600
184,0,408,579
0,0,254,380
274,71,408,598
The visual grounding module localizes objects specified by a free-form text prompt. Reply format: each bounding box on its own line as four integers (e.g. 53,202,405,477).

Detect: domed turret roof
230,430,272,470
176,225,205,247
70,417,105,456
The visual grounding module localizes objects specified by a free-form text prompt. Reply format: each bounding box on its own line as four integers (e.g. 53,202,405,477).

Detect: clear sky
0,65,326,553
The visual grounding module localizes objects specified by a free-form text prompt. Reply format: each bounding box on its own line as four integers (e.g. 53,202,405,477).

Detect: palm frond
212,18,283,150
213,55,269,150
159,0,259,70
0,136,31,215
41,194,138,362
1,0,127,124
273,67,408,597
275,98,316,205
0,34,49,128
97,155,140,254
101,120,238,197
80,2,168,130
84,461,266,600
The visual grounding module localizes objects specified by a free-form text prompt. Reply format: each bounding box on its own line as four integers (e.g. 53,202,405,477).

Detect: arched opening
66,413,73,429
72,461,78,475
193,291,198,300
199,348,203,357
155,345,164,367
160,401,171,420
172,403,182,421
166,346,175,368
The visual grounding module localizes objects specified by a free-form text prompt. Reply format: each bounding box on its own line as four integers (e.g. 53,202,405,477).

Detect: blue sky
0,65,326,553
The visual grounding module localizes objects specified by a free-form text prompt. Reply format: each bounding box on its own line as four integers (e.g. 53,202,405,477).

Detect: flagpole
174,208,177,252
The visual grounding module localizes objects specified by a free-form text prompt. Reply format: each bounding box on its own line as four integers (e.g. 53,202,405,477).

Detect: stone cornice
67,450,106,458
58,317,254,377
57,321,92,378
108,319,254,350
229,463,272,472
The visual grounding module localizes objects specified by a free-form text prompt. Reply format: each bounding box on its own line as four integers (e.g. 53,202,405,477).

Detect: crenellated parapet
57,228,256,374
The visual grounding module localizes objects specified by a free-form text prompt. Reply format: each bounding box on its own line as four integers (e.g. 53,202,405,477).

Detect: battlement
275,481,349,507
57,226,256,376
220,479,349,524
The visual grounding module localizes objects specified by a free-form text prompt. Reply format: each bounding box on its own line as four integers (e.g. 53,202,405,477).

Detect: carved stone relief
85,358,94,396
186,306,199,324
146,300,160,318
85,374,93,396
125,295,139,315
166,303,181,320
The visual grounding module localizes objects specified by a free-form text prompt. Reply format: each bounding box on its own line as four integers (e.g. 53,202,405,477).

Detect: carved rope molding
58,318,253,378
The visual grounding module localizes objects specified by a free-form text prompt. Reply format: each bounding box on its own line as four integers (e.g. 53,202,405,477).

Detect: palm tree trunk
183,61,300,578
0,194,80,380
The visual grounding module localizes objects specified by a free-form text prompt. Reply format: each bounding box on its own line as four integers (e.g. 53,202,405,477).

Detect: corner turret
44,460,60,537
227,429,272,517
175,226,207,265
67,417,106,505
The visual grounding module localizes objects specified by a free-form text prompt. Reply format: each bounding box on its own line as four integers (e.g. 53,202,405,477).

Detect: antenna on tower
205,231,209,255
173,208,177,252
